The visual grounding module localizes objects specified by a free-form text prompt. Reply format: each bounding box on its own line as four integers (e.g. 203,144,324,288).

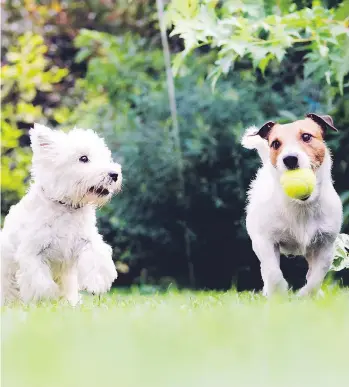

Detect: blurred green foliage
1,0,348,288
168,0,349,92
68,29,165,135
1,32,68,214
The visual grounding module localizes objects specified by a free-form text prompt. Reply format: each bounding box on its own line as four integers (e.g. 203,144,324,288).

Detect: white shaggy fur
242,126,342,297
1,124,122,305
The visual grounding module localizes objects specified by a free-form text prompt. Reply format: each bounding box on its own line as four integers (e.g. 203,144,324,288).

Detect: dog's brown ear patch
257,121,276,139
306,113,338,132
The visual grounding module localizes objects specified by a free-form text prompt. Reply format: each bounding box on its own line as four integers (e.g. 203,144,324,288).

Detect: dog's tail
241,126,269,164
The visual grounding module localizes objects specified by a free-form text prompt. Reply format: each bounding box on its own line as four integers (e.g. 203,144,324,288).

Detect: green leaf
319,45,329,58
258,53,274,74
75,48,91,63
207,66,222,92
330,25,348,37
172,52,187,77
224,41,247,57
304,53,326,78
268,46,286,62
6,52,21,62
249,46,270,68
331,233,349,271
53,107,71,124
332,37,349,95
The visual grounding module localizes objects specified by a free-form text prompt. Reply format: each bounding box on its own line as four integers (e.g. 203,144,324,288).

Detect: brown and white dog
242,114,343,296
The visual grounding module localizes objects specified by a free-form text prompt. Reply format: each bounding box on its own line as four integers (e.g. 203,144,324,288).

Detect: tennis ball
280,168,316,200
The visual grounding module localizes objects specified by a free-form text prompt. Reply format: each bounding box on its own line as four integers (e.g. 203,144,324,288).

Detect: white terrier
1,124,122,305
242,113,342,297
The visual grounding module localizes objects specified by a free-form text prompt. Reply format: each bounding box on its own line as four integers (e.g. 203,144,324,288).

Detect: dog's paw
81,274,111,295
297,286,324,298
100,261,118,283
78,248,118,295
263,277,288,297
80,265,117,295
65,292,82,307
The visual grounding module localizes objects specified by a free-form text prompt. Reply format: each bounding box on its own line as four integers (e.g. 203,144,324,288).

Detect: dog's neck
39,187,84,210
57,200,84,210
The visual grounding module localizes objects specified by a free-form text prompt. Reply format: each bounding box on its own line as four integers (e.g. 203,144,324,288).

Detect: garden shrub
1,32,68,219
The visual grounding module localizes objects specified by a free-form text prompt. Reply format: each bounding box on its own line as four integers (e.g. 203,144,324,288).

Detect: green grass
2,288,349,387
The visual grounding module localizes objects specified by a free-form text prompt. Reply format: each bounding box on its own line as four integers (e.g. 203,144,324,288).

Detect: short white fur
242,125,342,297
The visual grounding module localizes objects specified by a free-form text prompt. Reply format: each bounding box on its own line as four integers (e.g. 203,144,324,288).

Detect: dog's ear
257,121,276,140
306,113,338,133
30,123,56,150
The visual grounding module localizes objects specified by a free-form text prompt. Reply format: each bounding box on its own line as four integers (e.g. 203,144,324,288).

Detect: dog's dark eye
301,133,312,143
79,156,89,163
271,140,281,150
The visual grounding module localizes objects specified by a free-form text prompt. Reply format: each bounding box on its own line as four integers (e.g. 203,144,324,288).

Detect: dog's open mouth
88,186,110,196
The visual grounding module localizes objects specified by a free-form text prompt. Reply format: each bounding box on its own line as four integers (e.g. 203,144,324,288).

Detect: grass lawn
1,288,349,387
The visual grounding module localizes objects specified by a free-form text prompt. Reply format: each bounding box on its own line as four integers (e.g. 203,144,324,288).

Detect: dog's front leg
251,236,288,297
15,245,59,303
59,266,81,306
298,243,334,297
77,237,117,295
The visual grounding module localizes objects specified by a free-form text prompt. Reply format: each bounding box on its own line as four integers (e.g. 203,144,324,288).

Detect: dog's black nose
109,172,118,182
283,155,299,170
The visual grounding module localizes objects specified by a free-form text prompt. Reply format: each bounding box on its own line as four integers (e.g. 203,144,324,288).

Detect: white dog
1,124,122,305
242,113,342,297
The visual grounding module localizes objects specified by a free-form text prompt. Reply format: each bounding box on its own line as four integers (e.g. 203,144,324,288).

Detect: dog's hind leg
251,236,288,297
298,243,334,297
15,245,59,303
1,236,20,305
1,260,20,305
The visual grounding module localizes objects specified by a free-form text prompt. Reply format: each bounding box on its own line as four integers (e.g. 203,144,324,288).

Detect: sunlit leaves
167,1,349,92
331,234,349,271
2,33,68,100
1,32,68,202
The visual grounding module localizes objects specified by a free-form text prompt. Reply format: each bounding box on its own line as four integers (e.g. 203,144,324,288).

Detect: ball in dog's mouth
88,186,110,196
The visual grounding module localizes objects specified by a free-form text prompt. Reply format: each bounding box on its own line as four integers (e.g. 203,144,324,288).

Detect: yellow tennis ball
280,168,316,200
